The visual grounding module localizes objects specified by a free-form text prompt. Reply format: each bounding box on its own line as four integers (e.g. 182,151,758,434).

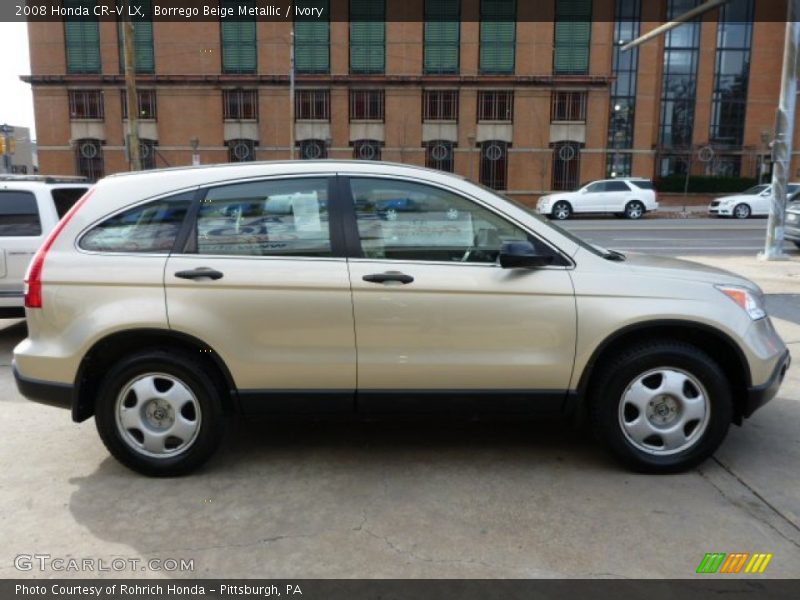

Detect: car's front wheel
552,201,572,220
733,203,751,219
590,341,732,473
95,350,226,476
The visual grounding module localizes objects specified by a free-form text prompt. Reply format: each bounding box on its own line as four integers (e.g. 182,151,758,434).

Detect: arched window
353,140,382,161
227,139,257,163
425,140,455,173
299,139,328,160
479,140,508,190
552,141,581,191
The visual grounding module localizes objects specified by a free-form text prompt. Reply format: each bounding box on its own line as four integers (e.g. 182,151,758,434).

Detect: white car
536,178,658,220
709,183,800,219
0,176,89,318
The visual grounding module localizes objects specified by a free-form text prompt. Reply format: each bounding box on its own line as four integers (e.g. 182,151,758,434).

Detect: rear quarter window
630,180,654,190
80,192,193,253
0,190,42,237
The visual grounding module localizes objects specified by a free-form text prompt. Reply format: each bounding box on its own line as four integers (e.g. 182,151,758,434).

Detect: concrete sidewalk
680,254,800,294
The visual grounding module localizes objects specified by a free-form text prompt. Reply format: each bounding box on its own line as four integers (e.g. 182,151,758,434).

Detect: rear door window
51,187,89,218
605,181,631,192
193,178,332,257
630,180,654,190
80,192,193,253
0,191,42,237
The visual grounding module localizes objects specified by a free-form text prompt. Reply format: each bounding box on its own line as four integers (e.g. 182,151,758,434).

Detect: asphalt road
560,217,800,257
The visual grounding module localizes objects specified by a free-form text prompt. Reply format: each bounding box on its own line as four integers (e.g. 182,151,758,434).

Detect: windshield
475,183,612,259
742,185,769,195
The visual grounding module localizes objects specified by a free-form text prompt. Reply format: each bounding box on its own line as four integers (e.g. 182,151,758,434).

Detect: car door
604,180,633,212
342,176,577,415
165,176,357,414
578,182,609,213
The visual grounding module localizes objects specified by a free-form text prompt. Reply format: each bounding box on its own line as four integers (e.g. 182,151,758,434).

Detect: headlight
715,285,767,320
787,212,798,223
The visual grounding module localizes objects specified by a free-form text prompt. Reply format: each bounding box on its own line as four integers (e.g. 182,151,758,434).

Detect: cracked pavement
1,258,799,579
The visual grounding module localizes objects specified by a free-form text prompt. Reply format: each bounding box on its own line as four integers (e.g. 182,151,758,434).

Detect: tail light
25,188,95,309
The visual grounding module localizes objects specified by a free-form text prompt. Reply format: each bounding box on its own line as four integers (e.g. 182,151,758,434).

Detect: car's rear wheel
552,201,572,220
590,341,732,473
624,200,645,220
733,203,751,219
95,350,225,476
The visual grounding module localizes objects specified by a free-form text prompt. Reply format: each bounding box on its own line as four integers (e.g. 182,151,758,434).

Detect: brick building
23,0,790,205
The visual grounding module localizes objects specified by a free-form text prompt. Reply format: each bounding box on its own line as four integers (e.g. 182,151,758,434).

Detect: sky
0,22,35,139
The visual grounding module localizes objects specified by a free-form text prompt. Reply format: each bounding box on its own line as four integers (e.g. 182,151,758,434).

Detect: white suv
0,176,89,317
537,178,658,220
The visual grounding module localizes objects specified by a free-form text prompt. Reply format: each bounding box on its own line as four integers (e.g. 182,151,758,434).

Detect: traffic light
0,136,5,155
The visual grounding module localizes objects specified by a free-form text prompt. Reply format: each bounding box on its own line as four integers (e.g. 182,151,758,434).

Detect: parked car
785,190,800,249
12,162,789,476
0,176,89,318
708,183,800,219
536,178,658,220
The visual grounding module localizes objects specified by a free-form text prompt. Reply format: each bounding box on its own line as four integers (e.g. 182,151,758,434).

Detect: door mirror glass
499,241,554,269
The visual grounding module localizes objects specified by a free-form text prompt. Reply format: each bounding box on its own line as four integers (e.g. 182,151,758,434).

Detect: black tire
733,203,751,219
552,201,572,220
590,340,732,473
624,200,645,220
794,241,800,250
95,350,226,476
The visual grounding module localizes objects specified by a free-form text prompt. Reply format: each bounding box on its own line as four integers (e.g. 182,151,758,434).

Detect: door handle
362,272,414,285
174,267,224,281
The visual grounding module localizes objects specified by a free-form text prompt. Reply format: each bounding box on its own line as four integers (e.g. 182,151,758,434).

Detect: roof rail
0,174,89,184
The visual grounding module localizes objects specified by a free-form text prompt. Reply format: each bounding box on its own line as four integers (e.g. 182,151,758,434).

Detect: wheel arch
573,320,752,425
72,329,238,422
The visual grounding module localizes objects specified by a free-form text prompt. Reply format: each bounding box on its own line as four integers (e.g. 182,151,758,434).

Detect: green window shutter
118,20,154,73
479,0,516,74
350,0,385,74
221,1,256,74
554,0,592,75
65,1,100,74
295,1,329,74
424,0,460,74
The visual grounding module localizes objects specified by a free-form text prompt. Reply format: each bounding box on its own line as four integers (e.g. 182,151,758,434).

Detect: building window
551,91,587,122
117,1,154,74
424,0,460,74
75,139,104,181
607,0,641,178
69,90,104,120
299,139,328,160
227,139,257,162
659,0,701,171
709,0,753,163
64,1,100,74
350,0,385,74
353,140,382,161
350,90,385,121
423,90,459,122
480,0,516,74
295,90,330,121
140,139,158,170
478,91,513,122
479,141,508,190
221,0,257,74
425,141,455,172
121,90,157,120
223,90,258,121
552,142,581,191
295,0,330,74
554,0,592,75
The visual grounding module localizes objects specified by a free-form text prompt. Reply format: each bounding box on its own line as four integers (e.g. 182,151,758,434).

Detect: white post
761,1,800,261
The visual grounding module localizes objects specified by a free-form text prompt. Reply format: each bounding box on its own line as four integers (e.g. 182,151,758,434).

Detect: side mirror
499,241,555,269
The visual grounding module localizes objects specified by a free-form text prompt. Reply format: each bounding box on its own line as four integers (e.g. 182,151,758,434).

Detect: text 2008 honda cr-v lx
13,162,791,476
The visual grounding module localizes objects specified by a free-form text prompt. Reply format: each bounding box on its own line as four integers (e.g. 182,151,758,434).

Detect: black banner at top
2,0,792,23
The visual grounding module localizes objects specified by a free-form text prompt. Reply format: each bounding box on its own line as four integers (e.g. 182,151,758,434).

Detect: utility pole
122,3,142,171
289,30,295,160
762,0,800,261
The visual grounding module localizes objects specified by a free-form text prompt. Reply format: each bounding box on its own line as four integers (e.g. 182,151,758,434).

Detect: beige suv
13,162,790,476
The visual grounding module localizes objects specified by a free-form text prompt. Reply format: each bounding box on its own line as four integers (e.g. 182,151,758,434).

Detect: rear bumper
12,361,73,411
744,350,791,418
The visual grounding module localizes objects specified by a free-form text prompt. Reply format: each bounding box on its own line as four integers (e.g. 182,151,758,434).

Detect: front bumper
13,361,73,411
744,349,791,418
